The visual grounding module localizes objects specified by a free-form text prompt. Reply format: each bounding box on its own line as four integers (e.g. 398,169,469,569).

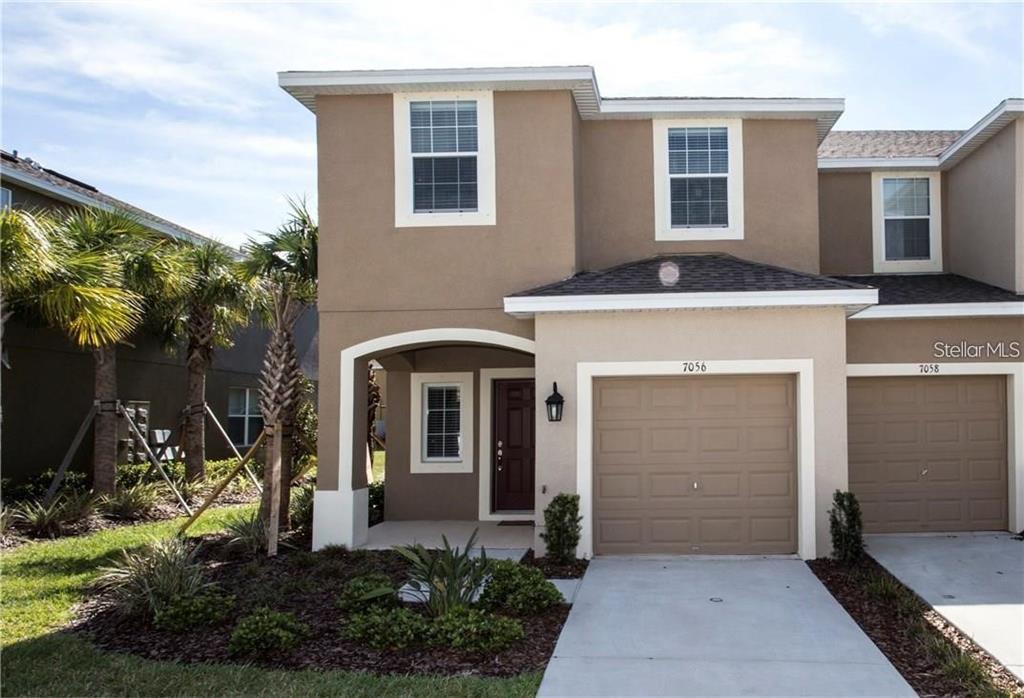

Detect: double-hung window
409,372,474,473
228,387,263,447
871,172,942,272
394,92,496,227
654,119,744,241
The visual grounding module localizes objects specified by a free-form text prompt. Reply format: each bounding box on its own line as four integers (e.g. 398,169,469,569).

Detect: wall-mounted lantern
545,382,565,422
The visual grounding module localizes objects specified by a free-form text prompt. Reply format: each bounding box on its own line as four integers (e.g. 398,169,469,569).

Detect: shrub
828,490,864,565
430,607,524,653
343,606,429,649
336,573,396,612
224,510,267,556
1,469,88,503
11,499,67,538
540,493,581,565
290,483,315,533
864,572,903,603
229,608,306,656
368,480,385,526
153,591,234,632
395,530,489,618
95,537,210,617
480,560,562,615
58,490,99,523
99,482,161,520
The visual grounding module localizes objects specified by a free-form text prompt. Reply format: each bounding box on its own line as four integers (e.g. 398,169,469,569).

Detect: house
278,66,1023,559
0,150,318,482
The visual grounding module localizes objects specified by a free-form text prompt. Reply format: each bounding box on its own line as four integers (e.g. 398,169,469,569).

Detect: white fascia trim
851,301,1024,319
504,288,879,318
847,362,1024,532
478,368,536,521
410,372,475,474
576,359,817,560
279,65,597,90
0,166,207,245
871,171,943,274
818,157,939,171
939,99,1024,168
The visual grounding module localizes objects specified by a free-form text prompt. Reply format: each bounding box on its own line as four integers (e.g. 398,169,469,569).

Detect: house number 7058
918,364,940,374
681,361,708,373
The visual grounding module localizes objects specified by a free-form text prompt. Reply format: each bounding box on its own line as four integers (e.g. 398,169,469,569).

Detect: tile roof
0,150,210,245
511,254,871,297
818,130,963,159
832,273,1023,304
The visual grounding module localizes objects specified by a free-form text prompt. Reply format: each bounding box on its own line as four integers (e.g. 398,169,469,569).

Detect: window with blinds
423,384,462,459
882,177,931,260
411,100,478,213
668,127,729,228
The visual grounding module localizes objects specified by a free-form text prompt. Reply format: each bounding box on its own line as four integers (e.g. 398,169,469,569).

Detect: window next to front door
871,171,943,273
228,387,263,447
409,372,474,474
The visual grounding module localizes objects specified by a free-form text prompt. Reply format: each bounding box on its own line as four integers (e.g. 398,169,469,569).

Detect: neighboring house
279,66,1023,558
0,150,318,482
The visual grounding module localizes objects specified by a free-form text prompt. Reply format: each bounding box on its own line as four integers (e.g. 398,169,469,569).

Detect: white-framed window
409,372,474,474
0,187,11,209
653,118,744,241
871,171,942,273
228,387,263,447
394,91,496,228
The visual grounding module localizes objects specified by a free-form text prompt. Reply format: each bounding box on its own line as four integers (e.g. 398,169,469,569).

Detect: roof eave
851,301,1024,320
818,156,939,171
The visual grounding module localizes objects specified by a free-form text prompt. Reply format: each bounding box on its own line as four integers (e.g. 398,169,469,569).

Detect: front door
493,379,535,512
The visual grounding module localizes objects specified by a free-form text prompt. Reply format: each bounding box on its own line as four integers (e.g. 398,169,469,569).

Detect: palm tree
164,242,257,481
47,208,191,494
243,198,317,529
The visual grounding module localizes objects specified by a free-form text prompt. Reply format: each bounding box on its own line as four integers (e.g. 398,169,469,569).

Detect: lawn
372,449,385,483
1,504,540,697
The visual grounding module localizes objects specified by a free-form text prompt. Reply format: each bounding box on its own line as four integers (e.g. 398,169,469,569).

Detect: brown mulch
523,549,589,579
71,538,570,678
809,556,1023,697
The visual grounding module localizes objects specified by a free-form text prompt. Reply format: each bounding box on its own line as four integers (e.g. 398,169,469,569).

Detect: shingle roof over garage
510,254,871,297
832,273,1024,305
818,131,963,159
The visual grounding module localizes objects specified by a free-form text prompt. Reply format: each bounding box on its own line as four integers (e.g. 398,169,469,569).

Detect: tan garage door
848,376,1008,533
593,375,797,555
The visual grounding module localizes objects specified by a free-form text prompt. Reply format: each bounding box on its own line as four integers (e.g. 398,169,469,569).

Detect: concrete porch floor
359,520,535,554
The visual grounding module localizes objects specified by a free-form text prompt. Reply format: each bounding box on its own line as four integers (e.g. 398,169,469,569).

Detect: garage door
593,375,797,555
848,376,1008,533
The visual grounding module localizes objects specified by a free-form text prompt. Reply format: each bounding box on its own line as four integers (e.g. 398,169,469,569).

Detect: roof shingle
818,130,963,159
832,273,1024,305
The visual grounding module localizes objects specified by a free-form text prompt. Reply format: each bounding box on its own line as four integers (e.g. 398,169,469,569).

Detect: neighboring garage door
848,376,1008,533
593,375,797,555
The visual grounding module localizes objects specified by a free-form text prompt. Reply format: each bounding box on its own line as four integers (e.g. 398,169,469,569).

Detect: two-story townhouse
279,67,1022,559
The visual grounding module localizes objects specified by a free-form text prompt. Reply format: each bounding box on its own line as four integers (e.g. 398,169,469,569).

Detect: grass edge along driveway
1,505,540,697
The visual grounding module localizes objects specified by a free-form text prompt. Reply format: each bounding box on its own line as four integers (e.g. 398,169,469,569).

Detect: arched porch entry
313,328,536,550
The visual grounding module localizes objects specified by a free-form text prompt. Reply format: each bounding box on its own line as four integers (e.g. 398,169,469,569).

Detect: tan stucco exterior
848,317,1024,364
818,172,874,275
945,121,1021,293
533,307,850,558
579,119,822,273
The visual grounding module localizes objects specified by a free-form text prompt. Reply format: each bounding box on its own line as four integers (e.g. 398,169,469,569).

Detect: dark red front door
493,379,535,511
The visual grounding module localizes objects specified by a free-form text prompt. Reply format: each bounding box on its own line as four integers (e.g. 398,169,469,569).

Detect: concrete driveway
868,532,1024,681
539,557,912,697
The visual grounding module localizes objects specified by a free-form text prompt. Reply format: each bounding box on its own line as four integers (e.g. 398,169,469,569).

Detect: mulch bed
809,556,1023,697
523,549,589,579
71,536,570,678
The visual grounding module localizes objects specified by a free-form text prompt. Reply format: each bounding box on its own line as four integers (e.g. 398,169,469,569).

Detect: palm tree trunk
92,345,118,495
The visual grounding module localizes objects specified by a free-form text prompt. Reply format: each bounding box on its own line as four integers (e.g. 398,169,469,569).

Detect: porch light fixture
545,382,564,422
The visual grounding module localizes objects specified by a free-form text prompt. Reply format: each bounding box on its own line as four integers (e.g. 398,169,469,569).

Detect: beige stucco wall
946,121,1020,293
578,119,822,273
382,346,533,521
532,307,850,558
818,172,874,275
848,317,1024,363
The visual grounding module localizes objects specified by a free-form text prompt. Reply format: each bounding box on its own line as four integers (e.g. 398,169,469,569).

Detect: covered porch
358,520,535,555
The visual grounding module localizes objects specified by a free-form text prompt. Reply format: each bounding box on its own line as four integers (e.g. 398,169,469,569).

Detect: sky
2,1,1022,248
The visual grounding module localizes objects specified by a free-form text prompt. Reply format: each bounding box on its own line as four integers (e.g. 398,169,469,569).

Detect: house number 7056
681,361,708,373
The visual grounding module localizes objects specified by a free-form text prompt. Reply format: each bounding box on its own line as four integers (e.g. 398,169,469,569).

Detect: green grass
1,503,540,697
372,450,386,483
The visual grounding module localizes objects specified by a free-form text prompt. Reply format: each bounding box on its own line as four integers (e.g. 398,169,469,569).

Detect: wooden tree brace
42,403,99,506
177,429,267,536
204,403,263,492
118,404,193,515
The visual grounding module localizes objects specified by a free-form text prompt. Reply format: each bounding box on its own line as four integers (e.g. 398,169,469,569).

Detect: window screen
883,178,931,260
411,100,478,213
424,385,461,459
668,127,728,228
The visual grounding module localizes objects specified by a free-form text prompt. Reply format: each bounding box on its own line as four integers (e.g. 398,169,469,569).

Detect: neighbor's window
0,187,11,209
423,384,461,460
411,100,478,213
668,127,729,228
882,177,931,260
228,387,263,447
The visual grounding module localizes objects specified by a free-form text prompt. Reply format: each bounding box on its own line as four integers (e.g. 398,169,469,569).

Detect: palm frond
37,283,144,347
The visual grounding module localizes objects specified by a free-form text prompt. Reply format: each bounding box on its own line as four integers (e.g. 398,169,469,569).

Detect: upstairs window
394,91,495,228
871,172,942,273
654,119,744,241
0,187,11,209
